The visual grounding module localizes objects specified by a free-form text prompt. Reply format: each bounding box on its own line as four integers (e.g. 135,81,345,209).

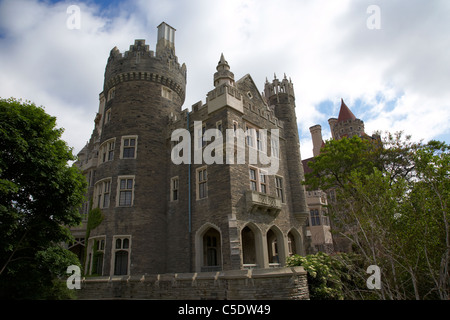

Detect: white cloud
0,0,448,161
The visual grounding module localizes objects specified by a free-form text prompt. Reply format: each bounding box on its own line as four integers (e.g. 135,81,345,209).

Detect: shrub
287,252,344,300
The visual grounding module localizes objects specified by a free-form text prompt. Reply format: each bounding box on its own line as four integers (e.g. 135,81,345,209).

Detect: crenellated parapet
264,74,295,102
103,23,187,104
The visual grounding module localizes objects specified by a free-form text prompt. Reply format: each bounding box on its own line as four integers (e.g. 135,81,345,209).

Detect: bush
287,252,344,299
287,252,377,300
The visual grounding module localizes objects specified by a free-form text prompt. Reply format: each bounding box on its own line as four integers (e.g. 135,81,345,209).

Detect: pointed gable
236,73,268,108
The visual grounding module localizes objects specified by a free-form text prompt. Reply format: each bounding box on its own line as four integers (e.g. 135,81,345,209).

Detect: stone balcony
245,190,282,217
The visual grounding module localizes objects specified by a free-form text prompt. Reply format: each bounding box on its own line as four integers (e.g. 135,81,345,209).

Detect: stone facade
73,22,310,279
75,267,309,300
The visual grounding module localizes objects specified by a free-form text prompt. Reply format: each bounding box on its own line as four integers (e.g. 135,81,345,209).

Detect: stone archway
287,228,304,256
241,223,264,269
266,226,285,267
195,223,222,272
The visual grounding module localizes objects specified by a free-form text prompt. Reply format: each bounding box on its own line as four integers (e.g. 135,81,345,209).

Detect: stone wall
75,267,309,300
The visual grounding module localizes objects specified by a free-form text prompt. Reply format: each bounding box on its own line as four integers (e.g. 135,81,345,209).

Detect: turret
264,74,309,225
214,53,235,87
85,23,188,276
329,99,365,140
104,23,187,108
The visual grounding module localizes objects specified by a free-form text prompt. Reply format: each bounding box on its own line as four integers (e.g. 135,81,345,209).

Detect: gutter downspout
187,111,192,271
187,111,192,233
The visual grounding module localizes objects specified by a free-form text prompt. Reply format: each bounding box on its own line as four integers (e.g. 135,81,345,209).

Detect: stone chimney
309,124,323,157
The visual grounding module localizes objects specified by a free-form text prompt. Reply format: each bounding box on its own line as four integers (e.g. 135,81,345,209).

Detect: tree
0,98,87,299
304,132,449,299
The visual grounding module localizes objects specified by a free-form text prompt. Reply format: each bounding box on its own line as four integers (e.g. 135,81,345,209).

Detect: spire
218,53,228,68
337,98,357,122
214,53,235,87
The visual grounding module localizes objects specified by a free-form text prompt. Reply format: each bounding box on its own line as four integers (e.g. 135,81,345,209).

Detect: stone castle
71,22,311,277
303,98,380,253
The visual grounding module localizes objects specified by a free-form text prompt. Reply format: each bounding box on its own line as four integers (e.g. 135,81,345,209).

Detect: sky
0,0,449,160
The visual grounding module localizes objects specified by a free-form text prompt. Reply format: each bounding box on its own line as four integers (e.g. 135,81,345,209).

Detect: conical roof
337,98,357,122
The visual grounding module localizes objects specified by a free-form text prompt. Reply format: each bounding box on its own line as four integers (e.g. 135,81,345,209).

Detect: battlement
264,74,295,100
104,29,187,103
106,39,185,74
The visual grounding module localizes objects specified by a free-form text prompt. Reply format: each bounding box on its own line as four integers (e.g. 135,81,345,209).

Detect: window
87,237,106,275
197,167,207,199
117,176,134,207
162,86,173,100
197,124,206,148
249,167,268,193
275,176,284,202
246,124,256,148
121,136,137,159
107,87,115,101
95,238,105,275
271,135,279,158
104,109,111,125
259,170,267,193
113,236,130,276
310,209,320,226
99,139,115,164
171,176,179,201
249,168,257,191
256,130,266,152
94,178,112,208
233,121,239,136
216,120,222,133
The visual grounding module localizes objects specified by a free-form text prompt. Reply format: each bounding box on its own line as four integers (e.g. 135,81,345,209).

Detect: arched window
266,229,279,264
113,236,130,275
204,229,220,268
195,224,222,272
242,226,256,266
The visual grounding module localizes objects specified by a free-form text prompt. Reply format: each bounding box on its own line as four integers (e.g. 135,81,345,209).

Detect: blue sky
1,0,449,159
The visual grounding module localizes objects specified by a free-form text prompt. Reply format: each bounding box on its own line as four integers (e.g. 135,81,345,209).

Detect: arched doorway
266,226,285,267
241,223,264,269
266,229,279,264
287,228,303,256
242,226,256,266
195,224,222,272
203,228,221,271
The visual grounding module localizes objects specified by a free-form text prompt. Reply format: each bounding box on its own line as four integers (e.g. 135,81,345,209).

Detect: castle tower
264,74,309,225
214,53,235,87
85,23,187,276
329,99,365,140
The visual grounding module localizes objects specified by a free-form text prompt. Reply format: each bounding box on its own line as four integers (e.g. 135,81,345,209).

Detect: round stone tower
264,75,309,226
329,99,365,140
88,22,187,276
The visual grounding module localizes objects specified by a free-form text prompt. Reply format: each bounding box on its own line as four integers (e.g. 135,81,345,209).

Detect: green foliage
303,131,449,299
0,97,87,299
287,252,344,300
83,205,104,275
287,252,375,300
86,206,104,240
304,135,383,191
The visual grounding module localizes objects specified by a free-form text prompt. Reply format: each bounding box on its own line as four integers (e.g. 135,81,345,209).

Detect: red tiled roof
337,98,357,122
302,158,315,175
